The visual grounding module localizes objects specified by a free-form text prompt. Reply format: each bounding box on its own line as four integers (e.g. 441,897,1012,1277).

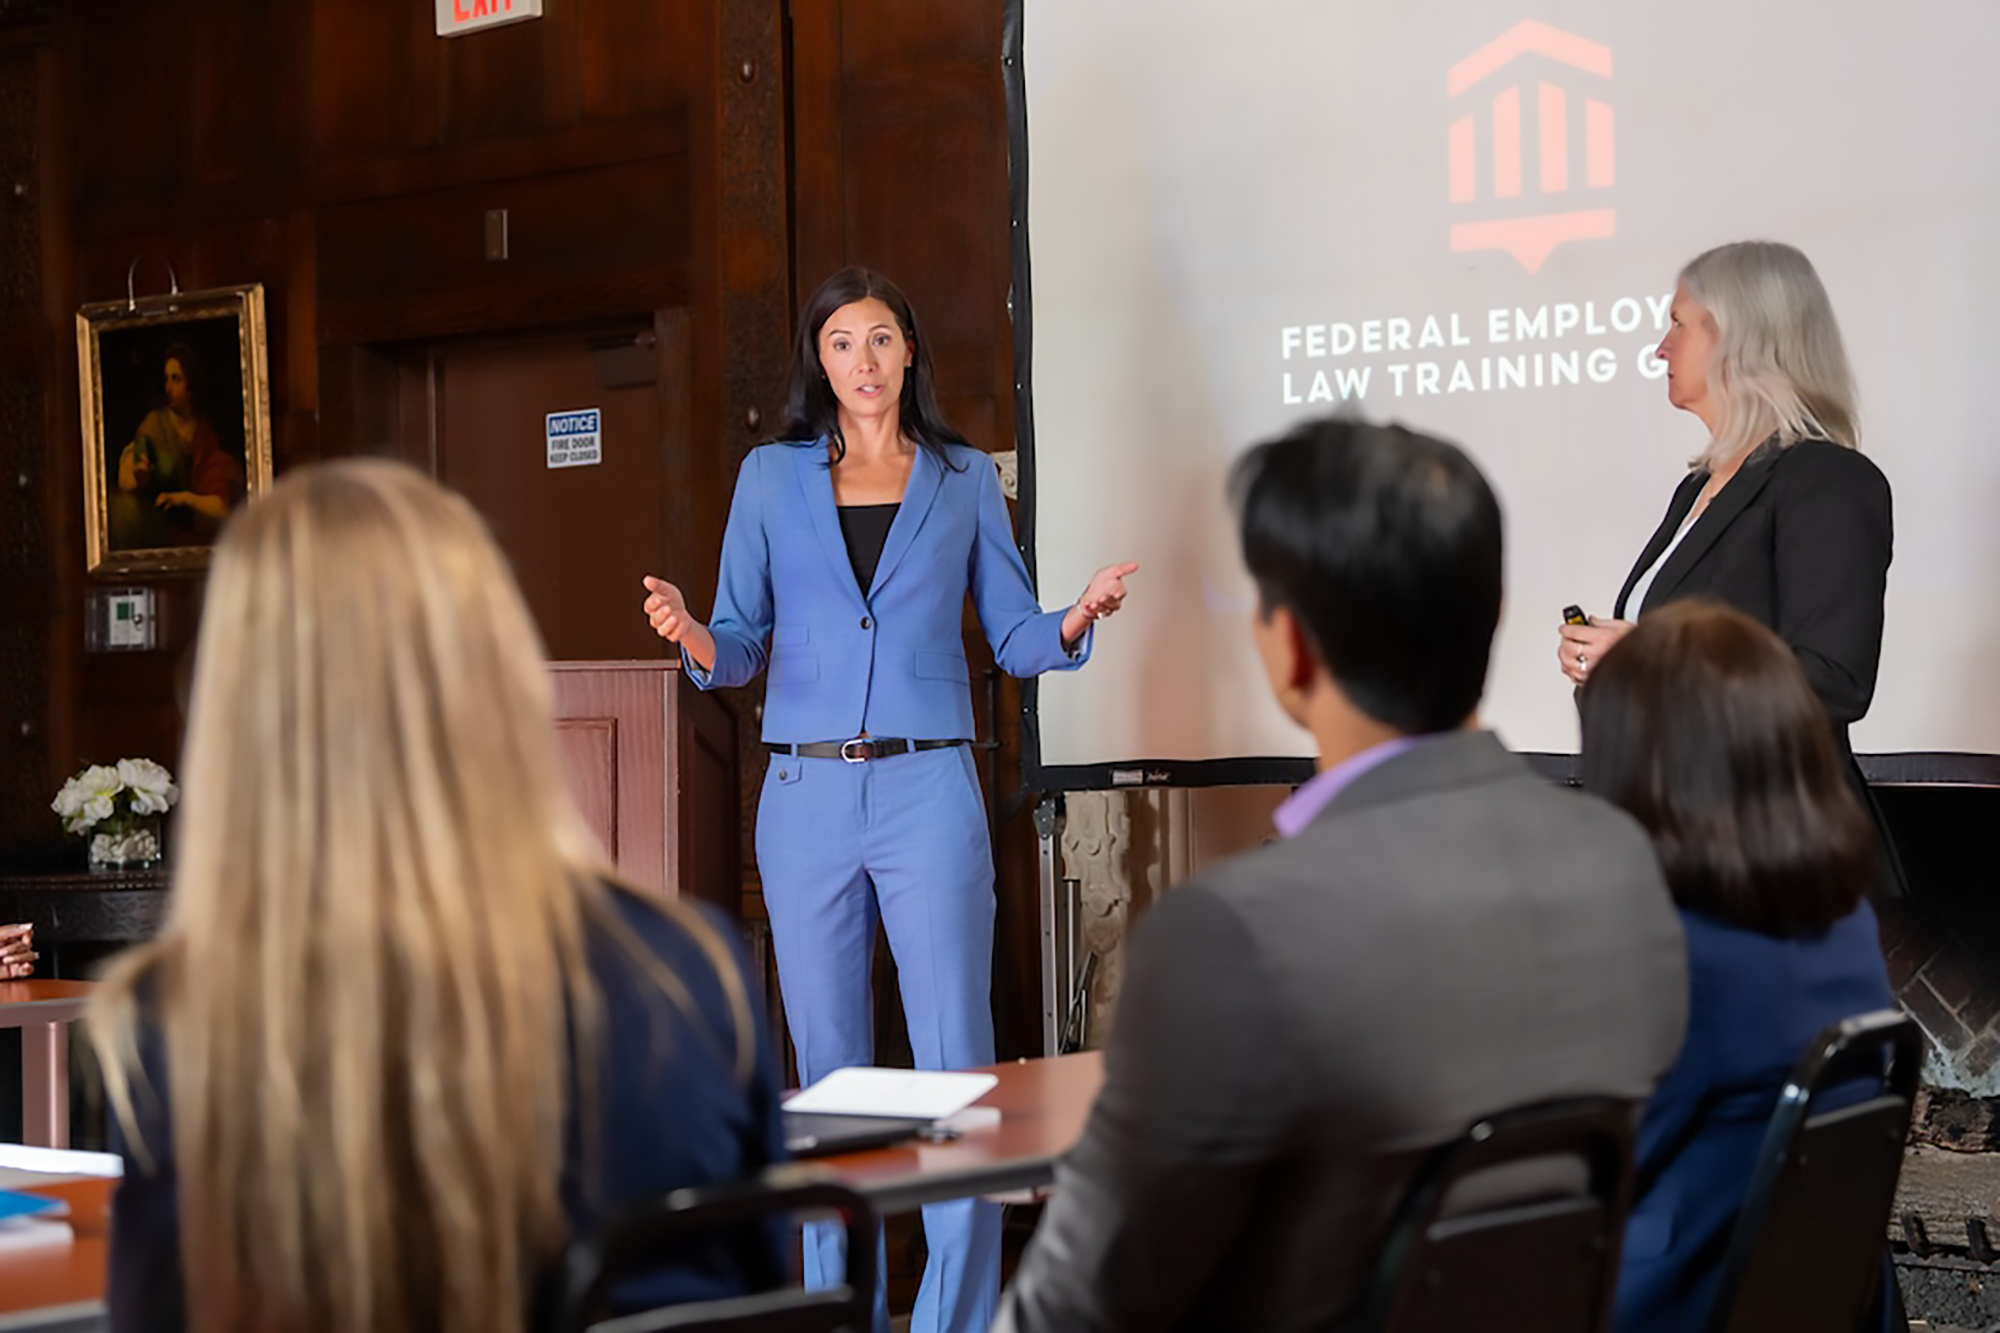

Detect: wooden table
792,1051,1103,1214
0,1050,1105,1330
0,1174,111,1331
0,982,93,1149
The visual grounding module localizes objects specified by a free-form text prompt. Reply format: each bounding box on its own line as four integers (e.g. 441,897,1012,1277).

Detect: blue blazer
688,439,1088,742
1614,901,1893,1333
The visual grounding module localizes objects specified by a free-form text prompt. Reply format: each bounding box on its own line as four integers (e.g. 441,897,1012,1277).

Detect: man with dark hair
996,417,1688,1332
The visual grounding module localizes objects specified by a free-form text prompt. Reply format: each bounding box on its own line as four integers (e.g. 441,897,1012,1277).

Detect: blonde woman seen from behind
88,459,785,1333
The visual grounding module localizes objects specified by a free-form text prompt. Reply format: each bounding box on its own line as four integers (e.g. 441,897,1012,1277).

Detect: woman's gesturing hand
1062,561,1140,645
642,576,718,673
643,575,693,643
1078,562,1139,622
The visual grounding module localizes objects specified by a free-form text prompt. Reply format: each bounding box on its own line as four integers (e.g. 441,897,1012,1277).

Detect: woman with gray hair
1557,240,1905,896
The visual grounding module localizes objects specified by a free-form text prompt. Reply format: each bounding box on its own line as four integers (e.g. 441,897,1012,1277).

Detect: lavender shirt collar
1272,737,1420,840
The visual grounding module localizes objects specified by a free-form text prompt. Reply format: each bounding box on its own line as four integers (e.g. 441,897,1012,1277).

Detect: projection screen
1008,0,2000,790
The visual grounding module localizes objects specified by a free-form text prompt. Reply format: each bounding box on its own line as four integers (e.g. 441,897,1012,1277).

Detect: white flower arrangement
52,758,178,865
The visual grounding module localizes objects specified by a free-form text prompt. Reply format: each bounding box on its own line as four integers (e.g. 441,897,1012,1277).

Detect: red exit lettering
452,0,515,21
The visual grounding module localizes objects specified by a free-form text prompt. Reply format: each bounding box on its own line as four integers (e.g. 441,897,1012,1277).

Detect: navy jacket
1614,901,1893,1333
105,888,786,1331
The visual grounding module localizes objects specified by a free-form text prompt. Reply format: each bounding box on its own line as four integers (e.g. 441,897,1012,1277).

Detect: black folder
782,1111,929,1159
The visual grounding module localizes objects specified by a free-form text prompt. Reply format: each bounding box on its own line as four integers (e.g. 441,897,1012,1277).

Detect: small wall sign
436,0,543,39
547,408,602,469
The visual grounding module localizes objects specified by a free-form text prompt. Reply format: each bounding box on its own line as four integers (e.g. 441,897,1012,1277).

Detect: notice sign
546,409,602,469
435,0,542,38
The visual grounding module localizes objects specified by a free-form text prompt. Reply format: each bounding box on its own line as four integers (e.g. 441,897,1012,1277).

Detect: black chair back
540,1176,877,1333
1353,1097,1637,1333
1706,1008,1922,1333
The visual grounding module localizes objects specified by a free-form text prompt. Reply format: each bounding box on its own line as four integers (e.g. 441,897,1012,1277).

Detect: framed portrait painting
76,283,273,575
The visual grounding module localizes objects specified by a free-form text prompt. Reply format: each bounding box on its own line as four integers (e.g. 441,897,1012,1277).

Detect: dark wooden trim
717,0,791,469
316,110,692,207
316,268,694,346
0,38,55,847
0,0,54,50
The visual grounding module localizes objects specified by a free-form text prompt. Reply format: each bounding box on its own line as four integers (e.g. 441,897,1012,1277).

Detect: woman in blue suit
642,267,1136,1333
1578,600,1893,1333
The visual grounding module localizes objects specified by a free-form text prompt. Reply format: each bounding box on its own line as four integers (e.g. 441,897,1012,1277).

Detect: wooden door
429,324,684,662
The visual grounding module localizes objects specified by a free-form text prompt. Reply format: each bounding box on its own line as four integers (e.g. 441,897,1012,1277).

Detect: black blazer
1615,438,1906,895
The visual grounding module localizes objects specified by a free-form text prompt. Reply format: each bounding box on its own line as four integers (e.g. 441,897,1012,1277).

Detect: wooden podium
548,660,741,917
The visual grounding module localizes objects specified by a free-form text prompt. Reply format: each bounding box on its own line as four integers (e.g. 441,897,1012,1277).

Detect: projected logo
1447,21,1615,273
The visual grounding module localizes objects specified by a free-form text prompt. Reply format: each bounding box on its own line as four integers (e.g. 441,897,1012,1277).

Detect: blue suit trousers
756,743,1001,1333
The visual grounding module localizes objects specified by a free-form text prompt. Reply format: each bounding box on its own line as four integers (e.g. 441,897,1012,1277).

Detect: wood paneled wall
0,2,74,855
787,1,1041,1057
7,0,748,805
1,0,1042,1057
791,2,1016,453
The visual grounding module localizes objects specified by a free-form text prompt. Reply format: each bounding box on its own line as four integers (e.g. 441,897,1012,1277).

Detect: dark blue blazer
105,888,787,1332
1614,900,1893,1333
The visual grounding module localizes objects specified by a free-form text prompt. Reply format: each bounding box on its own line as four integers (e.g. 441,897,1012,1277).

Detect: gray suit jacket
998,730,1688,1333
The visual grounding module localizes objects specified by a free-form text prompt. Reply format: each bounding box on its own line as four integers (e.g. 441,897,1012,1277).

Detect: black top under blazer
1615,437,1906,895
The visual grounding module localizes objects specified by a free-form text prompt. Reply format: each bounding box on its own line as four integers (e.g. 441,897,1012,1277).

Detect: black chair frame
1705,1007,1923,1333
541,1176,878,1333
1353,1095,1638,1333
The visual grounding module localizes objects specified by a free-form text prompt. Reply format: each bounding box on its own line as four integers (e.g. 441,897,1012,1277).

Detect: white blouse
1623,503,1701,617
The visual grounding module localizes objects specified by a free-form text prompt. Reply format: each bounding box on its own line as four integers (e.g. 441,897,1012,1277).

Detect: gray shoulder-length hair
1680,240,1860,467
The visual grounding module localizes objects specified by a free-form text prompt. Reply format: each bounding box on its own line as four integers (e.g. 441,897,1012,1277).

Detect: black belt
766,738,966,763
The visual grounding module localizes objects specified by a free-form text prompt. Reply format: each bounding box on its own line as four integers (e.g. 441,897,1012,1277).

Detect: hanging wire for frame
125,255,182,314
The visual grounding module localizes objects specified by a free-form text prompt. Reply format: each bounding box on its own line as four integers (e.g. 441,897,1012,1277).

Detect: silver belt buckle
839,738,871,763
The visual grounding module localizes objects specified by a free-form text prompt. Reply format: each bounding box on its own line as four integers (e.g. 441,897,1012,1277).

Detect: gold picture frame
77,283,273,575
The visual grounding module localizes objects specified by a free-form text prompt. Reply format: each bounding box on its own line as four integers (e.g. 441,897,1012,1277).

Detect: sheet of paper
0,1216,73,1254
0,1144,123,1190
784,1067,999,1120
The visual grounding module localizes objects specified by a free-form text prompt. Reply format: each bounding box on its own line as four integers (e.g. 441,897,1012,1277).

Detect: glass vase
87,815,164,871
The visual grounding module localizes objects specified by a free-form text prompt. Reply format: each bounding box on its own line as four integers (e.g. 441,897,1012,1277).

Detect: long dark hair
772,267,969,469
162,341,201,411
1578,600,1873,937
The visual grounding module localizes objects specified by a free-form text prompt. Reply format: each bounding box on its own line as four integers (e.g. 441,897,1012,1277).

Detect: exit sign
435,0,542,37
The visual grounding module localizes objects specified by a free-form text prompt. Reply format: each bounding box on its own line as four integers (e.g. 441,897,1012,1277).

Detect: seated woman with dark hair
1578,599,1893,1333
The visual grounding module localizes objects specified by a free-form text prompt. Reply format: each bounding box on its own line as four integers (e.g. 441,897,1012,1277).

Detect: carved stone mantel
1059,785,1285,1047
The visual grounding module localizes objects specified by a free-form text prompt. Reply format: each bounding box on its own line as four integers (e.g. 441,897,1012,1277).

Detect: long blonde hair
1680,240,1861,467
90,459,750,1333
